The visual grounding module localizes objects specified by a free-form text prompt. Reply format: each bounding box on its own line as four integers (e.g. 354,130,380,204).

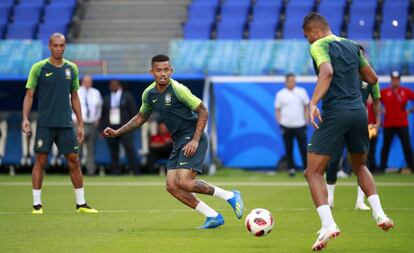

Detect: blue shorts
34,127,78,155
167,133,208,174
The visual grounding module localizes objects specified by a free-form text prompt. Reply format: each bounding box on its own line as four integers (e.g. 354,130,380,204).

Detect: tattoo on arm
118,113,149,135
193,180,215,195
193,103,208,141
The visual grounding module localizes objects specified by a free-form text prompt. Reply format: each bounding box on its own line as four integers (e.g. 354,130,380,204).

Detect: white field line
0,207,413,216
0,181,414,187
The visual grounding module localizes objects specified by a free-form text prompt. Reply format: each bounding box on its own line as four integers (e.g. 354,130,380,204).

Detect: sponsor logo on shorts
179,162,189,166
74,146,79,150
37,139,43,148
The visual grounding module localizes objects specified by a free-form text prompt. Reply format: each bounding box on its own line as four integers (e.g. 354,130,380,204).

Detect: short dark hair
285,73,295,79
151,54,170,65
302,12,329,30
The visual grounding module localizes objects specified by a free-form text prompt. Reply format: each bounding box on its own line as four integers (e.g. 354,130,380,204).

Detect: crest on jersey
65,68,71,80
37,139,43,148
361,82,368,89
165,93,172,105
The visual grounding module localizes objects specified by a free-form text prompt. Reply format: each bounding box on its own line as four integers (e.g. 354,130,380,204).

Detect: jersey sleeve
370,82,381,100
173,81,202,111
25,62,42,89
359,51,369,69
310,41,331,70
139,88,152,116
71,64,80,92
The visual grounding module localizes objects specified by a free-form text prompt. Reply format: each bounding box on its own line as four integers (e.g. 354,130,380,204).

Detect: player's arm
105,112,149,137
275,108,281,123
22,63,40,135
359,52,378,85
192,102,208,142
310,62,333,128
71,91,84,143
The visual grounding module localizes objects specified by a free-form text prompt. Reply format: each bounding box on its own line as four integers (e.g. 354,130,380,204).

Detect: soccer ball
245,208,274,236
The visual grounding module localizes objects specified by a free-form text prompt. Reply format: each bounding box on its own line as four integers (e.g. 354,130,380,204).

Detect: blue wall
212,80,414,170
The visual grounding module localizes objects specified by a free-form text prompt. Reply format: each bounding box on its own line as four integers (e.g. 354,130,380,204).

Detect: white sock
356,186,365,203
326,184,335,205
33,189,42,206
195,201,218,217
213,186,234,201
367,194,386,218
316,205,336,228
74,188,86,205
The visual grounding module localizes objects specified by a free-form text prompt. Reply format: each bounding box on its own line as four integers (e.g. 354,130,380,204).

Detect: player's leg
165,170,223,229
397,127,414,173
31,127,54,214
58,128,97,213
348,154,393,230
325,153,341,209
296,125,308,170
174,134,244,219
281,126,296,176
379,128,395,174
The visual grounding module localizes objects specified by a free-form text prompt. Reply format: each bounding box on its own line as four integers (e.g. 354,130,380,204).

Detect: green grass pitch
0,170,413,253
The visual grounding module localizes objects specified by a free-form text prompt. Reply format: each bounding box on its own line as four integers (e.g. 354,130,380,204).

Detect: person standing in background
75,75,102,175
100,80,140,175
274,73,309,176
379,71,414,174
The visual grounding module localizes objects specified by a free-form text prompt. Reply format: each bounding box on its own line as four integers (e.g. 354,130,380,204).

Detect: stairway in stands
73,0,190,73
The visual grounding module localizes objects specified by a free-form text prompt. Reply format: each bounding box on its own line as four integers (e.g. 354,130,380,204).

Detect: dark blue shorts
34,127,78,155
167,133,208,174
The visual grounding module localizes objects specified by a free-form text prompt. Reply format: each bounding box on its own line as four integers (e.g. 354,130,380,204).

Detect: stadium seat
255,0,283,7
351,0,377,7
0,6,11,25
317,0,346,26
183,21,212,40
207,41,241,74
38,23,68,42
349,4,377,23
225,0,251,5
283,20,307,39
216,21,245,40
220,4,249,23
252,4,281,23
249,20,277,39
18,0,45,7
49,0,77,7
347,19,374,40
187,5,216,23
43,5,74,24
0,24,5,39
191,0,219,7
380,20,407,39
13,6,42,23
6,22,37,39
0,0,14,8
284,2,313,24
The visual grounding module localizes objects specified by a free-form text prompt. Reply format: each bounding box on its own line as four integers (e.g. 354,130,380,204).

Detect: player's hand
309,104,322,129
368,124,378,140
21,119,32,136
77,125,85,143
103,127,119,138
182,139,199,157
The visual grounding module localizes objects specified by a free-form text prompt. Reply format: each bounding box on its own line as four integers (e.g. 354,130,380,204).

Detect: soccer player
103,54,244,228
22,33,97,214
325,45,381,211
302,13,393,251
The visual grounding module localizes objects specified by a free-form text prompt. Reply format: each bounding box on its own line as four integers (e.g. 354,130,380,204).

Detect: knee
66,154,80,167
166,182,178,195
304,166,322,179
35,156,48,168
176,177,191,192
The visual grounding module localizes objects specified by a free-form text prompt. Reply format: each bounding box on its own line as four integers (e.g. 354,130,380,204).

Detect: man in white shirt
274,73,310,176
76,75,103,175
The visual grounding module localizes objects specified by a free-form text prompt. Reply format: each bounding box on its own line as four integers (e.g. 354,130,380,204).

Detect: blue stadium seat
0,0,14,8
38,23,68,42
187,5,216,23
49,0,77,7
44,5,74,24
0,24,5,39
249,20,277,39
380,20,407,39
351,0,377,7
283,20,306,39
327,19,342,35
349,4,377,22
317,0,346,26
252,4,281,23
0,6,11,25
225,0,251,5
13,6,42,23
6,22,37,39
183,21,212,39
18,0,45,7
255,0,282,7
381,3,408,39
216,21,245,39
220,4,249,23
347,19,374,40
285,2,313,24
191,0,219,6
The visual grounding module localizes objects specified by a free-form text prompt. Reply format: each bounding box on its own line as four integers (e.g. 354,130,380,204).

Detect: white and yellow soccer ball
245,208,274,237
